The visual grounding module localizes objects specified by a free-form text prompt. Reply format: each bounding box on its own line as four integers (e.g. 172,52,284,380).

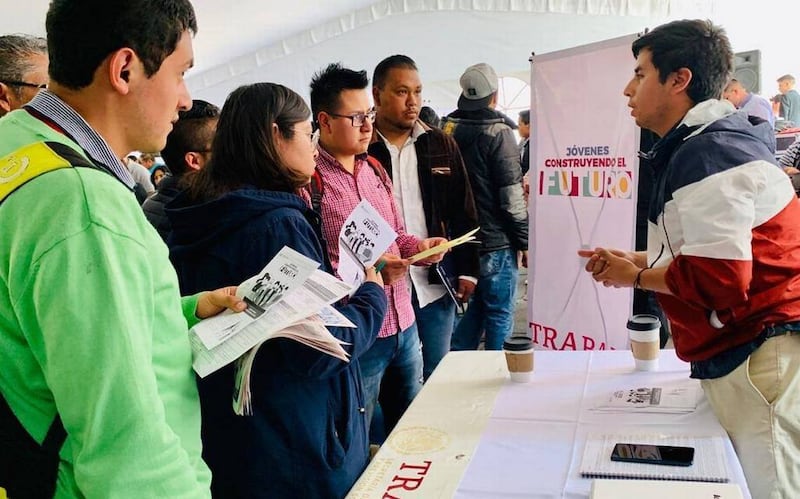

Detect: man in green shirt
0,1,244,497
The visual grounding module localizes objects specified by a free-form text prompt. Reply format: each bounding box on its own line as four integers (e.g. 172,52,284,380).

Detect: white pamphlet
337,199,397,289
593,384,699,414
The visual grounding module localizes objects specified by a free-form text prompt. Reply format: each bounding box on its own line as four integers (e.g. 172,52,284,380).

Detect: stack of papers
190,247,354,379
593,385,699,414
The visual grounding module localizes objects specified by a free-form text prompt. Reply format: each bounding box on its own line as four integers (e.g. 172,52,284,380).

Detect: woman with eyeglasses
165,82,387,499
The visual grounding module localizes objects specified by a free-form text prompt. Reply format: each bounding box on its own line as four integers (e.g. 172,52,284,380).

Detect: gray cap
457,63,498,111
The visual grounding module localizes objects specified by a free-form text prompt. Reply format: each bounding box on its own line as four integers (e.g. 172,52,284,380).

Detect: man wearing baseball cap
442,63,528,352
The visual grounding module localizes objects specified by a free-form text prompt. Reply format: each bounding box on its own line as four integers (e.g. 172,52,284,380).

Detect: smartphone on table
610,443,695,467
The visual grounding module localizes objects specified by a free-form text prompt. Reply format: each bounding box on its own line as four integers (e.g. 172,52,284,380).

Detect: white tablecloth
347,350,750,499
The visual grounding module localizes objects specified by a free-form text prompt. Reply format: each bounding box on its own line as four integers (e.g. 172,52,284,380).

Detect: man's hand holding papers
406,227,480,265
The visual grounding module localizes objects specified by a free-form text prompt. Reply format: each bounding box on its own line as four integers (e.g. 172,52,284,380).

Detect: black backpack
0,394,66,498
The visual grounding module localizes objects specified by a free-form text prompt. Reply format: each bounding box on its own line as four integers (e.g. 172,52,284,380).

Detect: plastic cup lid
626,314,661,331
503,335,533,351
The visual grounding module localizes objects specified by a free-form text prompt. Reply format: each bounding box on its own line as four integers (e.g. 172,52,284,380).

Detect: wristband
633,268,647,290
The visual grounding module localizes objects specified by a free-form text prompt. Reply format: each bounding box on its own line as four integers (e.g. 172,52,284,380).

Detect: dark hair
309,62,369,124
186,83,310,201
46,0,197,89
0,34,47,98
518,109,530,124
372,54,417,89
631,19,732,104
150,164,168,185
419,106,440,128
161,99,220,176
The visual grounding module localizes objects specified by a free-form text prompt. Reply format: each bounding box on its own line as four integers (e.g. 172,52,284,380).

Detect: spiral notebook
580,434,730,483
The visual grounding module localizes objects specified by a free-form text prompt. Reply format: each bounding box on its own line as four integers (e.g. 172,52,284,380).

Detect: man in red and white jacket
580,20,800,498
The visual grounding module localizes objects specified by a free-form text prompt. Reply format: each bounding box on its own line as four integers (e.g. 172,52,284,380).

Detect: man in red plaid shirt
310,63,447,441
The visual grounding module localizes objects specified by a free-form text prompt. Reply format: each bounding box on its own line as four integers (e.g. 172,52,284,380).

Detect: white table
347,350,750,499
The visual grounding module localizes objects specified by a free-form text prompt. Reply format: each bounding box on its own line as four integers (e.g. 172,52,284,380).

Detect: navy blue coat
166,187,386,499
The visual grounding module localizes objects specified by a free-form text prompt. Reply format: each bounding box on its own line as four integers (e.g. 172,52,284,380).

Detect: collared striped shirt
25,90,135,189
314,146,419,337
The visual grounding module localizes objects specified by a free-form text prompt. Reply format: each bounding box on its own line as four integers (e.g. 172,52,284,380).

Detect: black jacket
369,123,480,280
520,137,530,175
442,108,528,252
142,173,181,241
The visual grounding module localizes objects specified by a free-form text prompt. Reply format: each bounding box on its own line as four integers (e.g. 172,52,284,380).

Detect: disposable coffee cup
503,335,534,382
627,314,661,371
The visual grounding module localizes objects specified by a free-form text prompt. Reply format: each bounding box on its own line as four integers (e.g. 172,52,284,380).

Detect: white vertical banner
527,34,640,351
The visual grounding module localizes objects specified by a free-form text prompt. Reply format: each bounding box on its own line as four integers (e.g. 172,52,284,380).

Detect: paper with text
593,384,699,414
337,199,397,289
190,247,318,351
190,250,356,377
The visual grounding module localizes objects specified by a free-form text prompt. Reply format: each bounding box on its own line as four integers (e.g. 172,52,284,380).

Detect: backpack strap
0,142,73,203
307,155,389,214
365,155,392,194
308,170,324,215
0,141,102,205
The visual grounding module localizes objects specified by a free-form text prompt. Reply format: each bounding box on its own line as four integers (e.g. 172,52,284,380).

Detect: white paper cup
627,314,661,371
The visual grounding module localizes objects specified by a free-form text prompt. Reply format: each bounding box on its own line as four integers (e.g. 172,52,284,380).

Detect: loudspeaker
733,50,761,94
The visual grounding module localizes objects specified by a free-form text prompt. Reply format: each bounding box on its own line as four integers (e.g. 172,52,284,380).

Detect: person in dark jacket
369,54,479,380
441,63,529,351
418,105,440,128
149,163,168,187
166,82,387,499
143,99,219,241
517,109,530,175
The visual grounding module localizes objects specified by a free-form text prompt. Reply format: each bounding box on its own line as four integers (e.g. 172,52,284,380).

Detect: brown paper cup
504,349,534,382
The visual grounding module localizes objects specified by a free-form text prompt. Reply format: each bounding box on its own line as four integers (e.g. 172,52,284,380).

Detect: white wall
187,9,692,111
712,1,799,98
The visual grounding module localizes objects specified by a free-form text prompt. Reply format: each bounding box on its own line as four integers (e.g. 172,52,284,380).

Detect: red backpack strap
365,155,392,194
307,170,324,214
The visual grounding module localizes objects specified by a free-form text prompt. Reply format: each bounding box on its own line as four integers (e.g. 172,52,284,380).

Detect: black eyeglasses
2,80,47,89
327,109,376,127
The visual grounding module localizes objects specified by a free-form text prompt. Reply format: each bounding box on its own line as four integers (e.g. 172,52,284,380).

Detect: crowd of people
0,2,798,498
0,1,525,497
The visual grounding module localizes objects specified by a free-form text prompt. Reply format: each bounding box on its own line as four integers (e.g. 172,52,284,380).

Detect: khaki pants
701,333,800,499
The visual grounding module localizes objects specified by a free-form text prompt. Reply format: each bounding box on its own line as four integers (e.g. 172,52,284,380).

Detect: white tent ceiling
2,0,794,112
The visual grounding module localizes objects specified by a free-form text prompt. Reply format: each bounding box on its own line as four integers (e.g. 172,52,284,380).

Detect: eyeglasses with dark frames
2,80,47,89
327,109,376,127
